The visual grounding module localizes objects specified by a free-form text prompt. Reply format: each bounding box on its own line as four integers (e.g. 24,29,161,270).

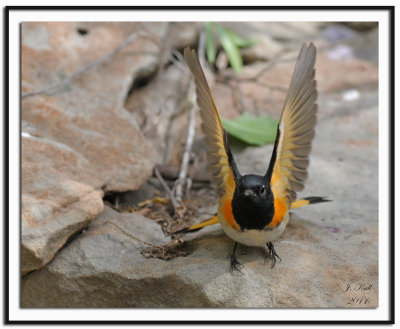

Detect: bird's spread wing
266,43,318,205
184,48,235,198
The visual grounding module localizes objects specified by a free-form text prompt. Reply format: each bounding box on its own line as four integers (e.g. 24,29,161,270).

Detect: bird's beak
244,189,255,198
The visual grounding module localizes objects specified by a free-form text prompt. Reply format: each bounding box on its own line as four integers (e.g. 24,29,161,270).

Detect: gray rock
125,64,192,164
22,205,378,307
22,22,159,192
21,136,105,275
21,174,104,275
21,22,166,273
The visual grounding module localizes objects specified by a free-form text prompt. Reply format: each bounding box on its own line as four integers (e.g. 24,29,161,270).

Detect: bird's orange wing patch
220,197,239,231
219,172,239,231
267,196,288,228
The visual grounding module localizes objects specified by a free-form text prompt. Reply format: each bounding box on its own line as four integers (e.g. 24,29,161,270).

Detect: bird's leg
230,242,244,274
265,242,281,268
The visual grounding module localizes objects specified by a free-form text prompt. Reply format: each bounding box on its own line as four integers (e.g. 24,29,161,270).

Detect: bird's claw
230,253,244,274
266,242,281,268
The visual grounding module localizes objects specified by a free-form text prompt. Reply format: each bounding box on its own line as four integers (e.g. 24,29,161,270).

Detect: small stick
154,165,180,211
185,155,199,200
174,97,196,205
173,29,206,204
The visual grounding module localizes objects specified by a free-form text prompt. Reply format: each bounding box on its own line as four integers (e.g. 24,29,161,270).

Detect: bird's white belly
219,213,289,247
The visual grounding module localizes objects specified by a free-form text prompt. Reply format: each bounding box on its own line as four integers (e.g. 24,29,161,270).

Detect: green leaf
205,22,216,64
226,29,258,48
222,112,279,146
215,24,243,73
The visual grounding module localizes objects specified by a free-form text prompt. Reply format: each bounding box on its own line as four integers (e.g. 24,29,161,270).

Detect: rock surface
21,22,174,274
125,64,193,164
21,22,379,308
21,137,105,274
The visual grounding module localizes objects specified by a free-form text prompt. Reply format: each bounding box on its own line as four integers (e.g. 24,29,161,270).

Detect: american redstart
178,43,330,272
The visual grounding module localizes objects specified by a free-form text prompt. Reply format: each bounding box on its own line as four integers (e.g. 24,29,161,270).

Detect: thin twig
154,165,180,211
185,155,199,200
170,34,205,218
22,31,152,99
172,29,206,206
174,95,197,206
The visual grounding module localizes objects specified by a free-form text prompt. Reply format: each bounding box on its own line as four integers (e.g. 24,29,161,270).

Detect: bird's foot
265,242,281,268
229,242,244,274
230,253,244,274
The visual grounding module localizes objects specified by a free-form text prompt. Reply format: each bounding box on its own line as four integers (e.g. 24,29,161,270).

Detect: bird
178,43,330,272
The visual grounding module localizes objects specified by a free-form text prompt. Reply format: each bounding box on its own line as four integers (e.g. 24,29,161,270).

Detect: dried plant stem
185,155,199,200
154,166,180,211
171,34,206,219
174,103,196,206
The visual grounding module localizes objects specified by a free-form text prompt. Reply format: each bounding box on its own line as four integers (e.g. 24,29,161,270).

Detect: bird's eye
260,185,265,194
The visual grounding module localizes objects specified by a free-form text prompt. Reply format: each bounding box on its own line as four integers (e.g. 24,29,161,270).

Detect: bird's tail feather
174,215,219,234
290,196,331,209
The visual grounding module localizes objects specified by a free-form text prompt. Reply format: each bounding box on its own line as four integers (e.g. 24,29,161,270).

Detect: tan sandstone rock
21,22,167,274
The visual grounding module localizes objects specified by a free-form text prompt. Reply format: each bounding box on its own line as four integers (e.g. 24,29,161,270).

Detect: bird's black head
236,174,271,202
232,174,274,230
